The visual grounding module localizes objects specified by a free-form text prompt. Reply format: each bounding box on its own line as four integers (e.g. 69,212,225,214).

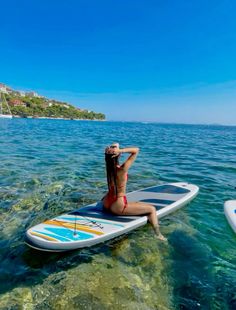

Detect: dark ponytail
105,153,119,195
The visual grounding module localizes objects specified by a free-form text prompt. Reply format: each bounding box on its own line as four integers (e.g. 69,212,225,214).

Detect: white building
0,83,9,94
18,91,26,97
26,91,41,98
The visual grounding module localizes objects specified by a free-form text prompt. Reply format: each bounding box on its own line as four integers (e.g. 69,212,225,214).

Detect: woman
102,143,166,241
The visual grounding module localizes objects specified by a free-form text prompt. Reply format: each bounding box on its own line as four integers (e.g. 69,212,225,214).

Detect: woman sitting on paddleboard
102,143,166,241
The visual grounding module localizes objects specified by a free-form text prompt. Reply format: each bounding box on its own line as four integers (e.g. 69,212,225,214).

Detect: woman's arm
119,147,139,171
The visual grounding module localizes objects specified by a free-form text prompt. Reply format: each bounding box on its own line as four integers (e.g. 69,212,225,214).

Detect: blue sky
1,0,236,124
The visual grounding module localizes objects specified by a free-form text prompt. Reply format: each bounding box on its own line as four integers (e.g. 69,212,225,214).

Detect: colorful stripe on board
58,216,125,228
31,230,71,242
43,220,104,235
30,231,60,242
45,227,94,241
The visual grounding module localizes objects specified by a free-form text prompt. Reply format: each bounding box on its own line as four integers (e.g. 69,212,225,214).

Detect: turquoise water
0,119,236,309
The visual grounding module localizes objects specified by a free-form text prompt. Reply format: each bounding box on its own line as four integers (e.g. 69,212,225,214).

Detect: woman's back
116,168,128,197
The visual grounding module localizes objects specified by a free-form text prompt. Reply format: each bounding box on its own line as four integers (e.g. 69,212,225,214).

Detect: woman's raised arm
119,147,139,171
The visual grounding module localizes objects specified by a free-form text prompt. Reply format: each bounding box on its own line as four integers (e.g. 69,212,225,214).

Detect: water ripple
0,119,236,309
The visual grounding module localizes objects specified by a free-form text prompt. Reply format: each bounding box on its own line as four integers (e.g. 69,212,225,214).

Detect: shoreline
11,115,106,121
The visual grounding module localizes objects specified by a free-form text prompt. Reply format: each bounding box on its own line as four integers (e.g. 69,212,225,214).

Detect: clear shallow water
0,119,236,309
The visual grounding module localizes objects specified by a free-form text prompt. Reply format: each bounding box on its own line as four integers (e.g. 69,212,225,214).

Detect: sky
0,0,236,124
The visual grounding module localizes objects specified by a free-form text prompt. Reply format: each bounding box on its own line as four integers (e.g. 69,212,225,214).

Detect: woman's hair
105,153,119,195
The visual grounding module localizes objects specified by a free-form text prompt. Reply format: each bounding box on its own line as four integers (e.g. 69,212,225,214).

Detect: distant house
9,99,26,107
0,83,9,94
26,91,41,98
47,101,69,108
18,91,26,97
11,91,21,96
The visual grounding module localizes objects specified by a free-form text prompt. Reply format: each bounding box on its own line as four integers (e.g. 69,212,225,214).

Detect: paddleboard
25,182,199,252
224,200,236,233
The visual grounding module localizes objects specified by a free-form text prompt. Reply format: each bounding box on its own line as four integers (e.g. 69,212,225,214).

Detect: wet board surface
224,200,236,233
25,182,199,252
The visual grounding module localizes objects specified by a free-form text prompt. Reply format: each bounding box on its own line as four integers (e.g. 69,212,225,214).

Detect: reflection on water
0,119,236,309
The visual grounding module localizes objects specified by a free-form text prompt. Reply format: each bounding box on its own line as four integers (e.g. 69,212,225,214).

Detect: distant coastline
11,115,105,121
0,82,106,121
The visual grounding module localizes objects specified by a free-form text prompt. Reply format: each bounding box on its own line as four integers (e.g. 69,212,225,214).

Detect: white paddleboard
224,200,236,233
25,182,199,252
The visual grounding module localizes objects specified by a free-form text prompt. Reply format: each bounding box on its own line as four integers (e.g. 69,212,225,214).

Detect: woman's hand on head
105,144,120,157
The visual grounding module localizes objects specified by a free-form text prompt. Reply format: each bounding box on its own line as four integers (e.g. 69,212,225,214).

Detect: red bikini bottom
102,194,128,213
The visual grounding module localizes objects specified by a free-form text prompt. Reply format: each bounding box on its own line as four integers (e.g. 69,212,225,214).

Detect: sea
0,118,235,310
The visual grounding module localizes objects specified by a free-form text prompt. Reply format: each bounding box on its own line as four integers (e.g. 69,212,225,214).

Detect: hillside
0,84,105,120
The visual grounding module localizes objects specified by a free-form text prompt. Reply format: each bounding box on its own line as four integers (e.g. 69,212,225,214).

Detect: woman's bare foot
153,225,167,241
156,233,167,242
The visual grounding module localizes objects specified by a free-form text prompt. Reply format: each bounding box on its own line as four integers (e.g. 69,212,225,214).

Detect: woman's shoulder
117,165,128,173
117,163,127,173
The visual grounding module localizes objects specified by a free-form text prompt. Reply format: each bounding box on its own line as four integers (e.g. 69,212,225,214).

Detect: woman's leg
111,201,167,241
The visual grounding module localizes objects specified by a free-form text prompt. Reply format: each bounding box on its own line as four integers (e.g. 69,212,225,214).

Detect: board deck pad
25,182,199,251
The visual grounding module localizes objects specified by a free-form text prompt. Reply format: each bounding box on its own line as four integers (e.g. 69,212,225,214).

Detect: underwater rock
2,247,174,310
0,287,33,310
38,246,172,309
